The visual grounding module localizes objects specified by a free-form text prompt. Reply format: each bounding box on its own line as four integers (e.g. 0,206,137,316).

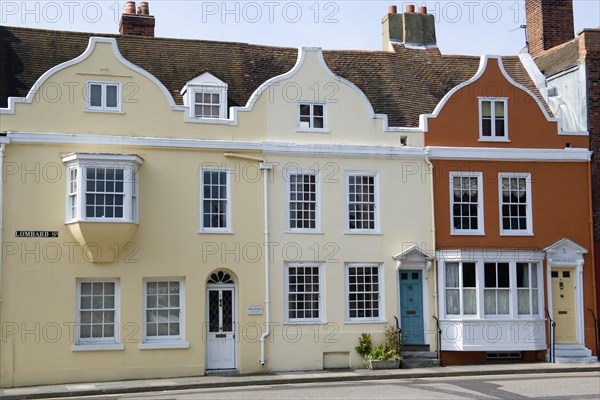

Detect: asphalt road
60,371,600,400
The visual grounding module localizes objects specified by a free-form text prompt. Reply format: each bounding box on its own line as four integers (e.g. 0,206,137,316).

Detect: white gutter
223,153,273,366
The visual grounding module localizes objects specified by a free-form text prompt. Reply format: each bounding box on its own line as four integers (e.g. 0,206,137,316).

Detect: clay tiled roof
0,26,549,127
534,38,580,78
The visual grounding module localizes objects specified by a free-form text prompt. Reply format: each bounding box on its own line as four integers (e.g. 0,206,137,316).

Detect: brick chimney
382,5,437,50
525,0,574,58
119,1,155,37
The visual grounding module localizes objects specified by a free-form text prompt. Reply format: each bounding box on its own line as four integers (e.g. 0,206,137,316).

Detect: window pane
463,263,476,287
495,101,504,117
445,263,459,287
518,289,530,314
463,288,477,315
482,101,491,117
90,84,102,107
106,85,118,108
446,289,459,315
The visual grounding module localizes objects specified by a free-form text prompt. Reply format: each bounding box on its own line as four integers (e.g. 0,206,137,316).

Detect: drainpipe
223,153,273,366
0,143,5,303
425,150,439,357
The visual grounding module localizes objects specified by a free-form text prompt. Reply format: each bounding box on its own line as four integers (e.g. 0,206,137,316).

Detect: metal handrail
587,308,600,358
432,315,442,362
545,308,556,363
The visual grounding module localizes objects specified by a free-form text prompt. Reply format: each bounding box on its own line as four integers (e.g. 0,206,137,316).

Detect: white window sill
295,129,330,133
72,343,125,352
478,137,510,142
285,230,323,235
344,230,382,235
450,231,485,236
344,320,387,325
500,231,534,237
84,109,124,114
199,229,234,234
139,341,190,350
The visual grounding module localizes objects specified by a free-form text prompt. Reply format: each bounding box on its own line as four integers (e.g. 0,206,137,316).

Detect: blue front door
400,270,424,344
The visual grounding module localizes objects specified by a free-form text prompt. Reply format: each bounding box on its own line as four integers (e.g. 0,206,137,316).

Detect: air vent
486,352,522,360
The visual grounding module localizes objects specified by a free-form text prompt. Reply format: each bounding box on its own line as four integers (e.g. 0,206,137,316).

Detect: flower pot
369,359,401,369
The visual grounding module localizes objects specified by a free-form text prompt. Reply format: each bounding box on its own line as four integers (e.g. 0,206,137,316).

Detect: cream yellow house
0,25,440,386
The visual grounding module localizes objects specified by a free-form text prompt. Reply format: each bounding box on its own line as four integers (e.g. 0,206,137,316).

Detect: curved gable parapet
231,46,387,124
1,37,183,115
421,54,558,133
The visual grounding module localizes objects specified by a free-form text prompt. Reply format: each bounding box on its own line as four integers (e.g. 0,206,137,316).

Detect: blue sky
1,1,598,55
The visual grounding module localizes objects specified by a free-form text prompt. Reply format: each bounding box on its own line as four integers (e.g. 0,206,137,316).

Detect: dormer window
87,81,121,112
181,72,228,120
479,97,508,141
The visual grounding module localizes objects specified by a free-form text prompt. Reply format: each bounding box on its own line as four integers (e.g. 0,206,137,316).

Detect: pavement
0,362,598,400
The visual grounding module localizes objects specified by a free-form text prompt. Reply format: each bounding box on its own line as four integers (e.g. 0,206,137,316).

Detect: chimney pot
124,1,136,14
406,5,415,13
419,6,427,14
138,1,149,15
388,5,397,14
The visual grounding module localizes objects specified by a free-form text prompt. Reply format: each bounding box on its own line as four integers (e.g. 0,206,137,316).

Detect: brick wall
119,14,155,37
526,0,575,57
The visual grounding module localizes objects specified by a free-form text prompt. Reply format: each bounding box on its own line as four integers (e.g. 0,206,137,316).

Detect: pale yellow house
0,19,439,385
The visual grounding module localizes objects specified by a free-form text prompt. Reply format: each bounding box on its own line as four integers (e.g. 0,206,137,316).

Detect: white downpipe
259,162,272,366
425,153,438,352
0,144,5,303
223,153,272,366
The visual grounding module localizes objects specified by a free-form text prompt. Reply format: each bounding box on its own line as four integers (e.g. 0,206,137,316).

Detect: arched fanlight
208,271,234,284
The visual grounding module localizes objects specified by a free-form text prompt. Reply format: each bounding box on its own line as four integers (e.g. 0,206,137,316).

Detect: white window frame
86,81,121,112
498,172,533,236
438,254,544,321
141,279,188,348
74,279,123,351
442,261,478,319
284,263,325,324
345,172,380,234
483,262,511,318
181,72,228,120
62,153,142,224
345,263,385,322
189,86,227,119
516,262,541,318
285,169,321,233
478,97,508,141
199,168,232,233
449,171,484,235
297,102,327,132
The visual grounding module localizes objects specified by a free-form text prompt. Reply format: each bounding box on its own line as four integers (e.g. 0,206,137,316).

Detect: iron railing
545,308,556,363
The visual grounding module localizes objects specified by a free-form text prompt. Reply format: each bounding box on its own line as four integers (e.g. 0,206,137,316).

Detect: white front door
206,286,236,369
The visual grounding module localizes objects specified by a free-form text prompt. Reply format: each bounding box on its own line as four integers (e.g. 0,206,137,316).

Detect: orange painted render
424,56,597,361
425,58,588,150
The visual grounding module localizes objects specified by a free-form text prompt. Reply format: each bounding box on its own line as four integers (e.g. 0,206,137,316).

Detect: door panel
552,268,576,343
206,287,236,369
400,270,424,344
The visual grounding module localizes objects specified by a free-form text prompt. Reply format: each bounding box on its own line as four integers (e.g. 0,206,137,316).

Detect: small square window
298,103,326,131
87,82,121,112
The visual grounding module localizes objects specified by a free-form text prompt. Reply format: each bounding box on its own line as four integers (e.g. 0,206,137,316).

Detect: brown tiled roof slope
0,26,549,127
534,38,580,78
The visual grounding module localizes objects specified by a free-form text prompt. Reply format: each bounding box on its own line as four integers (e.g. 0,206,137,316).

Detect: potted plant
355,327,402,369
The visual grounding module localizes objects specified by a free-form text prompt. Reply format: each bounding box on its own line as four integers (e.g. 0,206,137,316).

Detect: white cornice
5,132,591,162
427,146,591,162
4,132,425,159
436,249,546,262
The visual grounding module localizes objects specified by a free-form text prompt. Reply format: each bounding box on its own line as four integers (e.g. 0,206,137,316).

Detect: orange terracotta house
424,55,597,364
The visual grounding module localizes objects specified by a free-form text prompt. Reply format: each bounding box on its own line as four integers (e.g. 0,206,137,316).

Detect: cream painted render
0,37,436,387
